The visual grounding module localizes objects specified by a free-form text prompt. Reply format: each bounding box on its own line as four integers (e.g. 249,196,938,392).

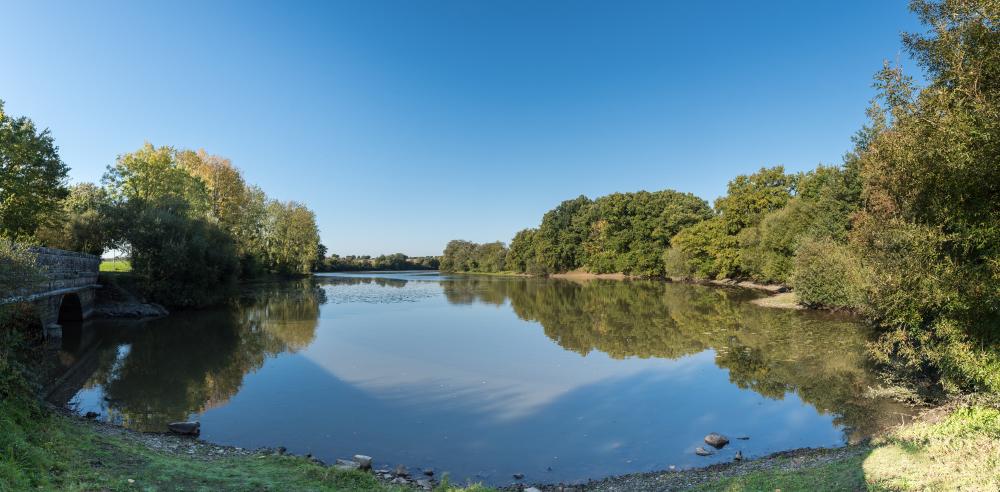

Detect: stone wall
26,247,101,339
30,247,101,294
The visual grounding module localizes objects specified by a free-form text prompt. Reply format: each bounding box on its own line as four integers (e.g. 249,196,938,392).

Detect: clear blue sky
2,1,921,256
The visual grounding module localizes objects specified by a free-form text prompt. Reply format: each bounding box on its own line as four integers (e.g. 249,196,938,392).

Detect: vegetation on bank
316,252,440,272
1,103,323,308
692,403,1000,491
441,0,1000,395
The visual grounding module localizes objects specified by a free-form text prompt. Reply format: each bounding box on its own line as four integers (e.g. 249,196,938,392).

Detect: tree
103,143,209,215
851,0,1000,392
505,228,539,273
582,190,711,276
532,195,593,273
35,183,113,256
177,150,267,273
715,166,797,233
440,240,478,272
125,198,239,308
0,100,68,239
263,201,320,275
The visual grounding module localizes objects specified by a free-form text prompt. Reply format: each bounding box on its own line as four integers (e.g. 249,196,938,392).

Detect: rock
334,459,360,471
391,477,408,485
704,432,729,449
525,488,542,492
275,446,287,455
736,435,750,440
423,468,434,476
416,479,433,490
353,454,373,470
695,446,714,456
734,450,743,461
513,473,525,480
84,411,99,420
394,464,409,477
167,421,200,435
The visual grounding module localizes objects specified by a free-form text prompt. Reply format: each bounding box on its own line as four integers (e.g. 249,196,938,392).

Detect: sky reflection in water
57,272,911,484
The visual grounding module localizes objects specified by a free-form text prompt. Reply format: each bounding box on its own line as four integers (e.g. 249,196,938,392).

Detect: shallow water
50,272,913,485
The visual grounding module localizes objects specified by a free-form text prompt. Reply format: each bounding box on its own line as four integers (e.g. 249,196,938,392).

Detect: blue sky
2,1,921,256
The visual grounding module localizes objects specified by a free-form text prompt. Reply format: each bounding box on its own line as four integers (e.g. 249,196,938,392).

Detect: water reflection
51,273,911,483
56,280,323,431
442,276,895,442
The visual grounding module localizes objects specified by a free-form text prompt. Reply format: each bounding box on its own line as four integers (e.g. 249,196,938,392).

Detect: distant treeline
442,3,1000,395
316,253,439,272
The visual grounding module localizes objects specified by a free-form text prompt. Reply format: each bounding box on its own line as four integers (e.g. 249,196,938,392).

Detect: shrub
127,202,238,308
790,237,866,310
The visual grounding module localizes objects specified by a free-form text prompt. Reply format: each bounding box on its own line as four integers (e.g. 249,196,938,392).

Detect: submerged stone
695,446,714,456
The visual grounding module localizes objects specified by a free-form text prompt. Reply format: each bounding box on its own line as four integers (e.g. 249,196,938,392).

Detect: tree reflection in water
59,275,908,442
442,276,908,442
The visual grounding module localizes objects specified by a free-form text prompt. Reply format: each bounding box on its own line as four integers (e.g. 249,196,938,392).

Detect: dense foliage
0,101,68,240
0,117,323,307
442,190,710,276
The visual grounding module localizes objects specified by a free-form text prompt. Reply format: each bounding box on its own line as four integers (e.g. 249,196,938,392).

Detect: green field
100,259,132,272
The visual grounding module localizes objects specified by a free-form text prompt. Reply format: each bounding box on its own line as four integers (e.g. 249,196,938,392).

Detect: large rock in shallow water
704,432,729,449
167,421,201,435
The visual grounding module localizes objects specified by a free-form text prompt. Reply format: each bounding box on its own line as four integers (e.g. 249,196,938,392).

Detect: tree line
316,253,440,272
0,110,321,308
442,1,999,394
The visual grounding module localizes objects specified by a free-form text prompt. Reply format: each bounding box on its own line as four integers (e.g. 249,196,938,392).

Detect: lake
48,272,913,485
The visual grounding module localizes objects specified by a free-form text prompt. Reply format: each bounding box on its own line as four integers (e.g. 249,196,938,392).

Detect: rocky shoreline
63,407,871,491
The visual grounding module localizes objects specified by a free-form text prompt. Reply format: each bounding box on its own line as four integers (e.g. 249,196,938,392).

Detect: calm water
50,272,912,485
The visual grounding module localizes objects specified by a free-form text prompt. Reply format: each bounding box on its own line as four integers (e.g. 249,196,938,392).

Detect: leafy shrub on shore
790,237,866,310
126,200,239,308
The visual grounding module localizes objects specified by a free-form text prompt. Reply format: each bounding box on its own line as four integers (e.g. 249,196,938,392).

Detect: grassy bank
1,398,495,491
99,259,132,272
689,403,1000,491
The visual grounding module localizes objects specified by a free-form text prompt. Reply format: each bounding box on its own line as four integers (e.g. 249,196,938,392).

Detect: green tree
0,100,68,239
440,240,478,272
582,190,711,276
263,200,320,275
125,198,239,308
532,195,593,273
851,0,1000,392
714,166,797,233
35,183,113,256
103,143,209,215
505,228,539,273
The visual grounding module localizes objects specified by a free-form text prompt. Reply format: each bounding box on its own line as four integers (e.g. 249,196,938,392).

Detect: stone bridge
4,247,101,339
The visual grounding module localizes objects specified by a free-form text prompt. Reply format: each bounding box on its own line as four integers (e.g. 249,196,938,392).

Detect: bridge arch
58,293,84,323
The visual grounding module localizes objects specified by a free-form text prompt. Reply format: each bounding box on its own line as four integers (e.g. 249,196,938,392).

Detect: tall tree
851,0,1000,392
0,100,68,239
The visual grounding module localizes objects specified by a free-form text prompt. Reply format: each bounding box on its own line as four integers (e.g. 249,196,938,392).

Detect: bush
790,237,866,310
127,202,238,308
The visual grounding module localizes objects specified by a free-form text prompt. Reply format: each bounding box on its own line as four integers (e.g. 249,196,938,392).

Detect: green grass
100,259,132,272
694,404,1000,491
0,392,495,492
